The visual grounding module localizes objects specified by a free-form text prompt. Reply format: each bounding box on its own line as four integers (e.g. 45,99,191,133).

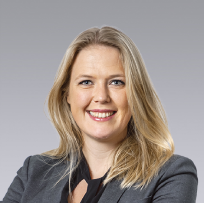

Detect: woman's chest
68,179,88,203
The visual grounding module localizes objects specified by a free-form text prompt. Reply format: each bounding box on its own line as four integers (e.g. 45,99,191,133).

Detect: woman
2,26,198,203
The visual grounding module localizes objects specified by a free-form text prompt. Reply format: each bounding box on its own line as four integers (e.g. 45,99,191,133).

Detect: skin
67,45,132,202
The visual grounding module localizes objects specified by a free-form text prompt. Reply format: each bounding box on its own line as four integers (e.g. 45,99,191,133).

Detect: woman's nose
93,84,111,103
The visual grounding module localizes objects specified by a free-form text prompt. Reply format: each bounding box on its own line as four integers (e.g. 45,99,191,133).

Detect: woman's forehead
71,45,124,77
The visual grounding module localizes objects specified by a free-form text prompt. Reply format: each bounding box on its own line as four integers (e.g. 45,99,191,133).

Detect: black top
60,154,109,203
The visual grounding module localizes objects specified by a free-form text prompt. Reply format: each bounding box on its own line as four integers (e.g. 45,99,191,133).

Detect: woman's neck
82,137,119,179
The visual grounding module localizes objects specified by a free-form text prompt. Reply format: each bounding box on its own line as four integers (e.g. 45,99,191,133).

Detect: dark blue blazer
2,154,198,203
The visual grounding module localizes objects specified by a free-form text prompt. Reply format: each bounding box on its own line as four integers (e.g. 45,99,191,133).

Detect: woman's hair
41,26,174,190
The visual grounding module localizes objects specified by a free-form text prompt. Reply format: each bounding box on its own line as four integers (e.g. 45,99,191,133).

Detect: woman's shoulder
159,154,197,176
19,154,66,178
27,154,60,165
118,154,198,202
2,154,68,202
152,154,198,202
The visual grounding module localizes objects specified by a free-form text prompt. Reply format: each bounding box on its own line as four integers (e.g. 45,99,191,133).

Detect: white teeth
89,111,114,118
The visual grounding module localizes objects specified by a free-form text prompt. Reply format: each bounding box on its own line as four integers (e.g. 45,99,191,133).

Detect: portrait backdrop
0,1,203,202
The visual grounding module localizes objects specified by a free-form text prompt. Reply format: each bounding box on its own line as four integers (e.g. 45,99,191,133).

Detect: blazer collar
98,179,127,203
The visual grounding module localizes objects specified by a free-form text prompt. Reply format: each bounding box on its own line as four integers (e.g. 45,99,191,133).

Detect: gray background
0,0,203,202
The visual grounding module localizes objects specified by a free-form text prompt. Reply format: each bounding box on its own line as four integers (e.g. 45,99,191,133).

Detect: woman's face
67,45,132,143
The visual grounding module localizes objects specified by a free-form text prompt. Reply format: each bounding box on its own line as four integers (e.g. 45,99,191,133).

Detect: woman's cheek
76,91,92,108
113,89,128,108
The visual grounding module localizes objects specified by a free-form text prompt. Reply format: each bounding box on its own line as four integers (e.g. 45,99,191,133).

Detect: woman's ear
67,92,70,104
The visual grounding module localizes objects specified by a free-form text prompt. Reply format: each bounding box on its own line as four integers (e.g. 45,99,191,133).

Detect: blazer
2,154,198,203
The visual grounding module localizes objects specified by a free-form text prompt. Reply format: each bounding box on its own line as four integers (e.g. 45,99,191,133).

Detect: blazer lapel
43,161,70,203
98,179,127,203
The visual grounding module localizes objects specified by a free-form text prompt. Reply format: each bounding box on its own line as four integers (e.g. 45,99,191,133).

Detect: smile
89,111,116,118
86,110,117,122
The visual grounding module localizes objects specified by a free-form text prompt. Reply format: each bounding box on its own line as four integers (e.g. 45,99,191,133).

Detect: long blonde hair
42,26,174,190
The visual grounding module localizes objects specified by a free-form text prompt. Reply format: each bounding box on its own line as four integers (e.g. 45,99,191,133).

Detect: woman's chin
89,134,112,141
84,131,124,143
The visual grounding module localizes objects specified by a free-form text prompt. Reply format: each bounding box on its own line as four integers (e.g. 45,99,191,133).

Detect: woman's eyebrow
75,74,125,80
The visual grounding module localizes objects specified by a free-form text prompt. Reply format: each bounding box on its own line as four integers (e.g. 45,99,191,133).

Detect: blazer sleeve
2,156,32,203
152,156,198,203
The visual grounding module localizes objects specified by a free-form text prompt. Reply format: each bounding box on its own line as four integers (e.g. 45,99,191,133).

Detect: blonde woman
3,26,198,203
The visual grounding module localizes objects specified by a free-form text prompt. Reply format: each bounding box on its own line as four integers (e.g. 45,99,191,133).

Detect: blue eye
79,80,92,85
111,80,125,85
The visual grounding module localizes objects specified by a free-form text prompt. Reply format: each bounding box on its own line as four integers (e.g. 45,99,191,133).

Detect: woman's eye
79,80,124,86
111,80,125,86
79,80,92,85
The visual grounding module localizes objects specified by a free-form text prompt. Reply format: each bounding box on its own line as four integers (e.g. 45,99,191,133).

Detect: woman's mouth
88,111,116,118
86,110,117,121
